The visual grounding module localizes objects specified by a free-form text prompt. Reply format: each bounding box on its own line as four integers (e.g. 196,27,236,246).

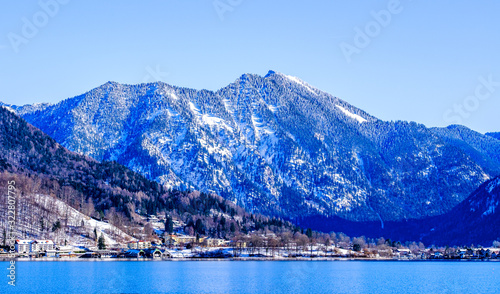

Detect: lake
2,261,500,293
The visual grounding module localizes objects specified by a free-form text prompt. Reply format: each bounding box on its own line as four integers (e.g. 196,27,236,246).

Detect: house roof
125,249,144,254
34,240,54,244
144,248,163,254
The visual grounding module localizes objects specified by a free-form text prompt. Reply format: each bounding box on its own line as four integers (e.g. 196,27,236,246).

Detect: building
176,235,197,245
204,238,227,247
31,240,54,252
232,240,247,248
166,235,197,246
15,240,31,253
46,250,58,258
138,240,152,249
80,250,119,259
15,239,54,253
123,248,169,259
144,248,166,259
127,240,152,249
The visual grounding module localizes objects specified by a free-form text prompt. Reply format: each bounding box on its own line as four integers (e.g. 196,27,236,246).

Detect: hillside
0,106,296,242
421,176,500,246
10,71,498,223
430,125,500,176
298,175,500,247
0,188,134,247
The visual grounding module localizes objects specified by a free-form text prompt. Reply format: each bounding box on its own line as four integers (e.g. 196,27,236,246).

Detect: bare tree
144,223,154,240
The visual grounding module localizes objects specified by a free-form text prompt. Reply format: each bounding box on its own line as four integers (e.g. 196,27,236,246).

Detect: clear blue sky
1,0,499,133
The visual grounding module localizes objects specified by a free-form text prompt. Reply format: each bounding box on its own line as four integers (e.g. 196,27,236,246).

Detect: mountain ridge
5,71,499,224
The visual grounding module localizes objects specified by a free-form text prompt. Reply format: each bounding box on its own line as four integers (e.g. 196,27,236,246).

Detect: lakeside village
2,214,500,261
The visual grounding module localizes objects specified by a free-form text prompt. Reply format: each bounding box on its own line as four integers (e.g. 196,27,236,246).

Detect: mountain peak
98,81,122,91
265,70,277,77
236,73,260,81
238,70,281,81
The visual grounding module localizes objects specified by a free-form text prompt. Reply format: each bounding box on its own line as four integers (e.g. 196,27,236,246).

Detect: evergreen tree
165,214,174,234
52,220,61,232
195,219,204,234
306,228,313,239
353,243,361,252
98,234,106,250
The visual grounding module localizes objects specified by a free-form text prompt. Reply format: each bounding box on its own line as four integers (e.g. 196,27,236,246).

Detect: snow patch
166,107,179,117
202,115,224,126
188,102,201,116
487,178,500,193
482,201,498,216
268,105,278,113
283,74,317,95
168,90,179,101
2,105,16,114
335,105,367,123
222,98,236,115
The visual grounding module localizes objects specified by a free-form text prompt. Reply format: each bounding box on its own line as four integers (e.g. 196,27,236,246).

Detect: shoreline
2,257,499,262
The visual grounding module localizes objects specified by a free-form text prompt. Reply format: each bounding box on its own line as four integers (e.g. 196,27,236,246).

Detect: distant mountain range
4,71,500,226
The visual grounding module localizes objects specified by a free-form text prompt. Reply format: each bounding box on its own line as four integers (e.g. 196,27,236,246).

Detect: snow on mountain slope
34,194,135,246
335,105,367,123
14,71,497,222
283,74,317,95
0,192,135,247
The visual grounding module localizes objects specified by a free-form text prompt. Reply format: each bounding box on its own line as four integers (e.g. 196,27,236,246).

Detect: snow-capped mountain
12,71,500,222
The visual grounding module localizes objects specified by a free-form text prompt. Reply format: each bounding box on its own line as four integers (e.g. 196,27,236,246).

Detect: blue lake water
2,261,500,293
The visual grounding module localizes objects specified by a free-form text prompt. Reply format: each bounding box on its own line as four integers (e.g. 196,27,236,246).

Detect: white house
204,238,227,247
15,240,31,253
31,240,54,252
15,240,54,253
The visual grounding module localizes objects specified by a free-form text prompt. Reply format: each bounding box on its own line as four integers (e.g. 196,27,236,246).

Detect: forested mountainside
486,132,500,140
430,125,500,176
0,106,296,240
9,71,498,223
422,175,500,246
298,175,500,246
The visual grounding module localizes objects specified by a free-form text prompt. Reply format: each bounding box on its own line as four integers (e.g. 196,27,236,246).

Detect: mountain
421,175,500,246
430,125,500,176
486,132,500,141
9,71,498,223
0,106,293,241
297,175,500,246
